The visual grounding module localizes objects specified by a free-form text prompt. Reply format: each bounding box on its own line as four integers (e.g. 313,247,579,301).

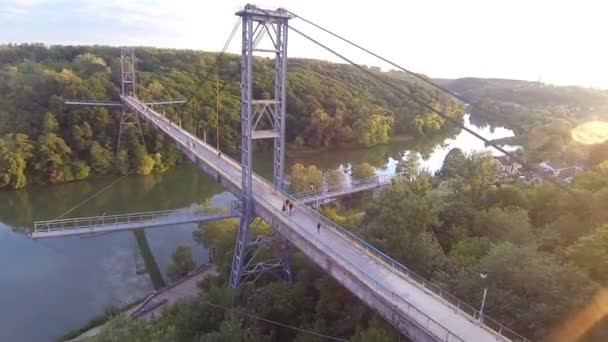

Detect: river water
0,114,513,341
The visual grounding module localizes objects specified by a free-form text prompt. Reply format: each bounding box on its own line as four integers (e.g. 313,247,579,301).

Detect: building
538,161,584,179
495,156,523,176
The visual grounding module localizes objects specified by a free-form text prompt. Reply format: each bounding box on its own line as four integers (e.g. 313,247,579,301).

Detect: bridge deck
293,172,405,204
122,95,522,342
32,209,238,239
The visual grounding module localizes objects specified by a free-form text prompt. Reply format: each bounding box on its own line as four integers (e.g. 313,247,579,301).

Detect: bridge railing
127,98,527,341
280,189,528,342
33,208,226,234
259,189,466,341
291,171,407,200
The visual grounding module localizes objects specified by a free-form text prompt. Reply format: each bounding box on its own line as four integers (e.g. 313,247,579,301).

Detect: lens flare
545,289,608,342
571,121,608,145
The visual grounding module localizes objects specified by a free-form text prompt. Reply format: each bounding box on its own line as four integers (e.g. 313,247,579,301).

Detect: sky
1,0,607,89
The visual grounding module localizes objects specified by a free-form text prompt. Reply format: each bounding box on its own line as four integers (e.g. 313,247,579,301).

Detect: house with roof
538,160,584,181
495,155,523,176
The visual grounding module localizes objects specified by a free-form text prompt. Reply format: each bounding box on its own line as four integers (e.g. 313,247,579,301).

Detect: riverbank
64,264,218,341
286,134,415,157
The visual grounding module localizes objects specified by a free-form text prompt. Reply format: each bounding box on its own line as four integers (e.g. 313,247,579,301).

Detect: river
0,114,514,341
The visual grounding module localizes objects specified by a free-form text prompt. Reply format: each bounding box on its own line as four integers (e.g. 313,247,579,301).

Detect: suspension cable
287,11,482,108
287,25,573,194
53,168,138,220
202,299,349,341
185,17,240,151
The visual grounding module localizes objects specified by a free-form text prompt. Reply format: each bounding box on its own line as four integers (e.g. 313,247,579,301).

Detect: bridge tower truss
230,5,294,288
117,47,145,152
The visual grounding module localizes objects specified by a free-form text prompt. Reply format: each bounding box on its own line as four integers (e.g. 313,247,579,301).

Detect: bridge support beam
230,5,294,288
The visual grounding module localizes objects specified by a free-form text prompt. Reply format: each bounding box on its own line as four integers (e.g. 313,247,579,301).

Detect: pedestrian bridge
113,95,524,342
293,172,407,205
31,207,239,239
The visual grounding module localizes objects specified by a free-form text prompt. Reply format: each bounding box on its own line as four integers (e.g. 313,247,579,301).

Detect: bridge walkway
121,95,522,342
31,209,238,239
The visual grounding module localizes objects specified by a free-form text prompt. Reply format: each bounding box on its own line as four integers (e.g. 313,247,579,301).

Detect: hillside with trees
440,77,608,164
0,44,463,189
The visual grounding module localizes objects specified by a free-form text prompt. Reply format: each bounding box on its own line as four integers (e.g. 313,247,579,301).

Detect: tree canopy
0,44,463,189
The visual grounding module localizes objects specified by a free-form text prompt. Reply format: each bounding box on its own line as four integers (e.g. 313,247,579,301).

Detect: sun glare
571,121,608,145
545,289,608,342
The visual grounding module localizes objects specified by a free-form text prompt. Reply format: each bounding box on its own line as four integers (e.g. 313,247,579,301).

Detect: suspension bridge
30,5,529,342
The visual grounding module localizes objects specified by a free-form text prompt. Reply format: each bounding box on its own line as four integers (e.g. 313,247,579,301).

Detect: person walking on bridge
317,222,321,234
288,202,294,216
282,203,287,213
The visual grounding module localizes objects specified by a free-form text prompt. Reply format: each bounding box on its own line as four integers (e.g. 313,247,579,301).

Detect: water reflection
0,164,230,342
289,114,517,176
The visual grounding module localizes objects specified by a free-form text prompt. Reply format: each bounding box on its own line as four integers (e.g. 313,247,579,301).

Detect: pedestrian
317,222,321,234
285,199,290,207
218,151,222,158
288,202,293,215
282,203,287,213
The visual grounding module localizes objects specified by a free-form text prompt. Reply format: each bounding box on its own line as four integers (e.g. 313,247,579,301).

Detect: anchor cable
287,24,573,194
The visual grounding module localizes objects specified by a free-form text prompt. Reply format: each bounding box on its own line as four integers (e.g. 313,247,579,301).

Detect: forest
0,43,463,189
81,150,608,342
441,77,608,164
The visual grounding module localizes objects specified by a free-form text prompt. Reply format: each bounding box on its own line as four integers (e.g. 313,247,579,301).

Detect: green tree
0,133,33,189
71,160,91,180
289,163,323,193
354,110,394,147
42,112,59,134
351,162,375,180
351,327,396,342
362,177,445,277
396,151,420,180
472,207,533,245
89,142,113,174
483,184,528,210
198,319,270,342
167,245,196,281
462,152,501,206
72,53,109,77
71,122,94,152
449,243,597,339
33,133,72,184
438,147,466,179
567,225,608,283
448,236,493,269
324,169,345,189
528,183,567,228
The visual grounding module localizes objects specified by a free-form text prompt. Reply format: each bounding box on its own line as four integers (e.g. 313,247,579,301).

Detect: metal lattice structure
117,47,145,152
120,47,136,97
65,47,184,152
230,5,294,288
31,207,239,239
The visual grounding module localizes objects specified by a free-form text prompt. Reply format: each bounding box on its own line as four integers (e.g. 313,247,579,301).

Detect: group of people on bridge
281,199,322,234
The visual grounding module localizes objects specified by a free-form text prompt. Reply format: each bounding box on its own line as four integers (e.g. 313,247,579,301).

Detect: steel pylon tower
117,47,145,152
230,4,293,288
64,48,184,152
